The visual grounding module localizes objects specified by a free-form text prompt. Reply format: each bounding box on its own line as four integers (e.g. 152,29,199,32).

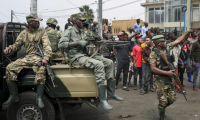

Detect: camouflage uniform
59,26,113,84
59,13,123,110
6,27,52,84
149,42,176,118
46,27,64,58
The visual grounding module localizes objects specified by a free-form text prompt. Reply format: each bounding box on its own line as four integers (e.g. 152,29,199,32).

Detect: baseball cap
136,35,143,38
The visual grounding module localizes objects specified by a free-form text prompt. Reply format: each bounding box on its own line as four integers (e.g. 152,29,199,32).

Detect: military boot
3,82,19,105
98,84,113,110
107,79,123,101
159,113,166,120
36,84,45,108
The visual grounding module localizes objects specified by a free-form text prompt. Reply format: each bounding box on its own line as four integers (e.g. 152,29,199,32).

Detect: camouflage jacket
58,26,86,64
9,28,52,61
149,42,173,84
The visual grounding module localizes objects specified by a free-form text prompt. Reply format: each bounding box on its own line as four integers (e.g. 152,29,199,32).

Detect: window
165,0,185,22
192,4,200,21
149,7,164,23
149,8,154,23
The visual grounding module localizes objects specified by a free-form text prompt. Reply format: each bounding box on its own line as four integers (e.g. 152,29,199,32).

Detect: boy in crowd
132,35,143,94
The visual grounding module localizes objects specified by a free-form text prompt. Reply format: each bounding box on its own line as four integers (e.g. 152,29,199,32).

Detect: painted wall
112,19,144,35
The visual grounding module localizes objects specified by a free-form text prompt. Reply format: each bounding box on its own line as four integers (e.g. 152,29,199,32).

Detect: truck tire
7,91,55,120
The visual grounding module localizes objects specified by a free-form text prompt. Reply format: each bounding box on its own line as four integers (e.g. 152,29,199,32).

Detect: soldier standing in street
58,13,123,111
149,29,194,120
46,18,64,59
3,14,52,108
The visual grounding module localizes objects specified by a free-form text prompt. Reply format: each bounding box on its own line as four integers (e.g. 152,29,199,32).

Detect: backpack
179,49,188,61
47,31,58,52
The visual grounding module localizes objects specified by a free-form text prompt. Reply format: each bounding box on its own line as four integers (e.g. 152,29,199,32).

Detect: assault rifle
95,40,130,47
160,51,187,101
32,40,56,88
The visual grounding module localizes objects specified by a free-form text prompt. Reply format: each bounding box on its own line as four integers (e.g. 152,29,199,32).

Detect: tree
79,5,94,23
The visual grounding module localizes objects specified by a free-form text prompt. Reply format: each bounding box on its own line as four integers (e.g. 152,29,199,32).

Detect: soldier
149,29,194,120
46,18,64,59
3,14,52,108
58,13,123,110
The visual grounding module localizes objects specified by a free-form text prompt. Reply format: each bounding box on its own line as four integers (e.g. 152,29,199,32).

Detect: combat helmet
46,18,58,26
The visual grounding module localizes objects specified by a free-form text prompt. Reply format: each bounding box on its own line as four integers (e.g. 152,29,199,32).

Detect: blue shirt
133,23,141,33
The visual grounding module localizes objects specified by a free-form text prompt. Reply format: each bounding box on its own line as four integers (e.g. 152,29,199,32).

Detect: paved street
0,74,200,120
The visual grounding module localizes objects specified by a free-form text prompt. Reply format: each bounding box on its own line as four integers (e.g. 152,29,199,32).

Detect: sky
0,0,145,31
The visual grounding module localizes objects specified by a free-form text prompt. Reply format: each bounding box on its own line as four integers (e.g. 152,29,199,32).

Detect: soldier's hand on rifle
167,70,176,78
41,59,48,67
95,36,101,41
192,61,196,67
4,47,12,54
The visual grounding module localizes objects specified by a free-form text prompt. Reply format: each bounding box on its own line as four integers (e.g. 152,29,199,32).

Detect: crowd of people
109,19,200,95
55,18,199,94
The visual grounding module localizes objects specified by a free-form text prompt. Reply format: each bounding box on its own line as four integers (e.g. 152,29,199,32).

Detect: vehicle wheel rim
17,104,42,120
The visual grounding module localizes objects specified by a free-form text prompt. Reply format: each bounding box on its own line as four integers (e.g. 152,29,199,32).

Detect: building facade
112,19,144,35
141,0,200,35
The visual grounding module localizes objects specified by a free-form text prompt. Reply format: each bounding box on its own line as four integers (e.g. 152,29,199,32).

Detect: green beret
152,35,165,41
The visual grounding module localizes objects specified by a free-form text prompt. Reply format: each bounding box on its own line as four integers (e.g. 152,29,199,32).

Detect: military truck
0,22,100,120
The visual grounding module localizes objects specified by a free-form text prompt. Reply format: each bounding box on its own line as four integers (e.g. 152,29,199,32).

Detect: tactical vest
154,48,175,83
47,31,58,52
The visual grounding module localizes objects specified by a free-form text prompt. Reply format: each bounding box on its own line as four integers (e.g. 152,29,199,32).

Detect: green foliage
79,5,94,23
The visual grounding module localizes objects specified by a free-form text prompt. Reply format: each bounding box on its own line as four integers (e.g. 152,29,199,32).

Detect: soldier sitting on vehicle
58,13,123,110
3,14,52,108
46,18,65,59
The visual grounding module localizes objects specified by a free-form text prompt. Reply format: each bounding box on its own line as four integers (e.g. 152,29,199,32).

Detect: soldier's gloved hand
40,59,48,67
4,47,12,54
79,40,88,47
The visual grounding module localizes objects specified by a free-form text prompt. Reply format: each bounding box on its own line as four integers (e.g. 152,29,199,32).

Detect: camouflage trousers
156,84,177,116
71,55,114,85
52,51,65,59
6,55,46,84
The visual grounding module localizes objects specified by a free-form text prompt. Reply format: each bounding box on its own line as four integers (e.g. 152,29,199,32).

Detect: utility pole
11,10,13,22
30,0,37,14
98,0,102,38
179,0,183,37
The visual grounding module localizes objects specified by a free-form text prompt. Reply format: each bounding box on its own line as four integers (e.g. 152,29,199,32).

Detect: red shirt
182,44,190,51
133,45,142,67
189,36,197,39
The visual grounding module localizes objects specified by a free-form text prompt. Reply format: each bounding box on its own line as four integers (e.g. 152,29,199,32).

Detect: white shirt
141,26,148,38
171,44,181,67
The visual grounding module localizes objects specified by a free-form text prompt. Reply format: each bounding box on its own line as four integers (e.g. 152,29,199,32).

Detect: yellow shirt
141,43,147,63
